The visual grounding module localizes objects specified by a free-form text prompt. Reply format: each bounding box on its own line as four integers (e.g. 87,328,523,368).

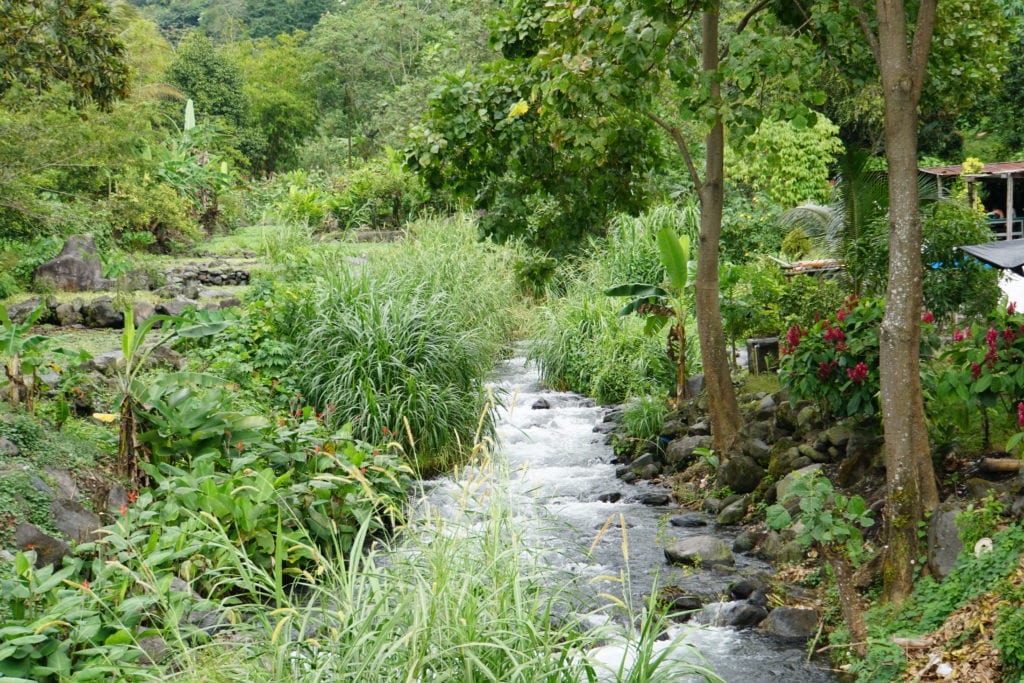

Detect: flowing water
420,354,838,682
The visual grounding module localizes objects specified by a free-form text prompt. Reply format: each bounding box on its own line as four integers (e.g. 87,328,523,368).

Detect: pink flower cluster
846,362,869,384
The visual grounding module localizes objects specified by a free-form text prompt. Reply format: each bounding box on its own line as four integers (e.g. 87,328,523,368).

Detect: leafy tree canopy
0,0,131,110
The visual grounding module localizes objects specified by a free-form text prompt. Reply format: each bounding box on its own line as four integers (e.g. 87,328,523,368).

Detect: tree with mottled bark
857,0,939,603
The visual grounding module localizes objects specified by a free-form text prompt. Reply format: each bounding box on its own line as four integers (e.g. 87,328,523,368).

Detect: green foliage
0,0,130,109
921,201,1001,323
766,471,874,560
780,229,812,259
621,395,668,442
931,304,1024,449
720,194,785,262
512,248,557,300
780,296,939,418
243,0,333,39
165,32,247,127
600,205,698,287
728,115,844,209
851,524,1024,682
955,494,1005,549
103,181,199,253
331,155,426,230
995,575,1024,681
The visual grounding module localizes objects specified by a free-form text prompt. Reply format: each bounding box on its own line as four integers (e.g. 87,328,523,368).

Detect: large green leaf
603,283,666,298
656,227,689,291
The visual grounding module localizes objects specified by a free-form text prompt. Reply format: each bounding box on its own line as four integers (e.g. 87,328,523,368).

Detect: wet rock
760,607,820,640
717,455,765,494
669,513,708,528
51,499,101,545
728,579,763,601
660,417,687,440
33,235,103,291
666,593,703,614
0,436,18,455
732,530,760,554
702,497,723,514
629,453,657,471
664,535,735,567
531,398,551,410
716,495,750,525
638,492,672,506
15,523,71,566
927,503,964,580
597,492,622,503
776,464,823,502
694,601,768,628
620,472,638,484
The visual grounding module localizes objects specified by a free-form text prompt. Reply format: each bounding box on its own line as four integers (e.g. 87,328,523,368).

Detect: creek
419,353,838,682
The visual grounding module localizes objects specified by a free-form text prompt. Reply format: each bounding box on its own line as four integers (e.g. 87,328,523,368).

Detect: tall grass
291,214,521,471
163,451,722,683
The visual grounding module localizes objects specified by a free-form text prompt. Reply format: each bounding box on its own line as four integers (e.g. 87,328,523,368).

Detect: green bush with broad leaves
931,303,1024,450
780,296,939,417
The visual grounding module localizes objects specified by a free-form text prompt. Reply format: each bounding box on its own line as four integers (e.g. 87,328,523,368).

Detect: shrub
330,154,426,230
780,296,939,417
103,182,199,253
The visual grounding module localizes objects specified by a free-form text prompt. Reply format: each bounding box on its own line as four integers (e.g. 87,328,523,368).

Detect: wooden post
1007,174,1014,241
935,175,943,198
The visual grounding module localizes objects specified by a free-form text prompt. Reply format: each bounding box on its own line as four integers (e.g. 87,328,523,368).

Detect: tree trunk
696,6,743,454
874,0,939,603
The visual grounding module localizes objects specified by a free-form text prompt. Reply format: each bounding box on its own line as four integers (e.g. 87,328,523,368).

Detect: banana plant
605,226,692,406
105,307,229,486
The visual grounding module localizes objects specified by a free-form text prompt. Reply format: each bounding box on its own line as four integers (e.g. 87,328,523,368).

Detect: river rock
664,535,735,567
660,417,688,440
133,301,157,326
157,297,199,316
716,495,750,525
694,600,769,628
732,530,760,553
597,491,622,503
51,499,101,545
717,455,765,494
670,512,709,528
665,435,711,468
6,297,56,324
666,593,703,614
728,579,764,600
638,491,672,506
689,419,711,436
218,297,242,309
824,425,853,449
15,523,71,566
757,530,805,564
33,235,103,292
927,502,964,580
760,607,820,640
702,497,723,514
44,468,78,500
83,351,125,376
531,398,551,410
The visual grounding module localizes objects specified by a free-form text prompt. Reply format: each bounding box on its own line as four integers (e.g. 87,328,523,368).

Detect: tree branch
645,110,702,190
720,0,772,61
909,0,938,102
851,0,880,65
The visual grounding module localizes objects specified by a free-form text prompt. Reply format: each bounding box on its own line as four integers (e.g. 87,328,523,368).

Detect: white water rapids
416,354,838,682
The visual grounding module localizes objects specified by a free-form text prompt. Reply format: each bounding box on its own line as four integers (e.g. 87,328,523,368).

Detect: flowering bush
933,302,1024,448
780,297,938,417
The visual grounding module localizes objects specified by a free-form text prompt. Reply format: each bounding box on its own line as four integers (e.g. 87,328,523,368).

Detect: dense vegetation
2,0,1024,680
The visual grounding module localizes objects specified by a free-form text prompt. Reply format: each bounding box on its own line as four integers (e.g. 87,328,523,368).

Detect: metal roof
920,161,1024,177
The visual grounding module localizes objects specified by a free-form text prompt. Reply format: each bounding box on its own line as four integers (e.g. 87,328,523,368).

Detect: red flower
382,426,390,435
834,341,849,352
971,362,982,380
25,543,35,551
987,328,999,351
81,580,90,590
119,503,128,516
836,309,848,322
235,441,245,452
953,329,964,342
922,311,934,324
824,325,845,343
846,362,869,384
1009,302,1017,315
1018,401,1024,428
127,490,138,503
785,325,804,349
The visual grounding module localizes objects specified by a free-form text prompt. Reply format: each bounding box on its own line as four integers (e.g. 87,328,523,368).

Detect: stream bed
418,354,838,682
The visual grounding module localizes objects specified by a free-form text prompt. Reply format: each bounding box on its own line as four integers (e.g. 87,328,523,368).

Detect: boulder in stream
664,535,735,567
